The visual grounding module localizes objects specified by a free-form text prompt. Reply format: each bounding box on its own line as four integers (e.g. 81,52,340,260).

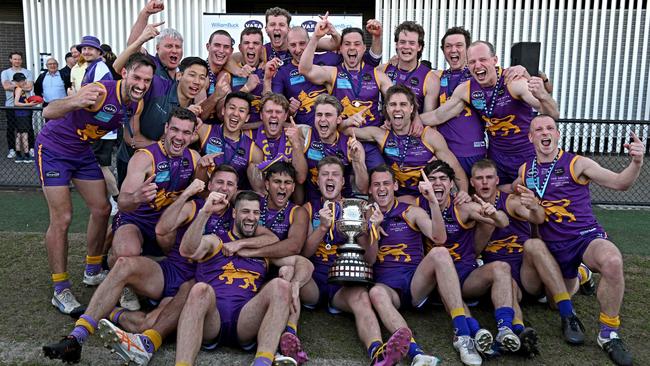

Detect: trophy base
328,251,374,286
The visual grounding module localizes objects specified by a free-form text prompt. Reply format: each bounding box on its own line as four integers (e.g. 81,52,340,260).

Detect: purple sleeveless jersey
373,201,423,282
383,62,432,113
37,80,142,155
331,63,382,127
436,68,486,158
264,43,293,65
468,67,535,156
259,195,298,241
304,129,354,202
522,150,603,242
379,127,436,196
200,125,255,186
272,52,340,126
254,128,296,162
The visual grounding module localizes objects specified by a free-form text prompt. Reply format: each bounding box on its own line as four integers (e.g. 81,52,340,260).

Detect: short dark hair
369,165,395,182
8,51,22,59
208,29,234,46
383,84,418,122
124,53,156,73
471,159,497,177
440,26,471,51
341,27,365,43
265,7,292,25
240,27,264,43
235,190,261,208
65,52,73,60
317,155,345,173
265,161,296,181
313,94,343,115
225,91,252,111
210,164,239,183
394,21,425,59
424,160,455,181
167,106,198,127
12,73,26,82
179,57,209,73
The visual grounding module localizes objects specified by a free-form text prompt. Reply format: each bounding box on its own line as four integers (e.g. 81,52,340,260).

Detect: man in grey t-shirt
2,51,33,158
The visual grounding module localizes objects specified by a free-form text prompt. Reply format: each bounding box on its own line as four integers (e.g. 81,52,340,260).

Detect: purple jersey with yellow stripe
259,196,298,241
124,142,196,219
521,150,603,242
272,53,339,126
383,62,432,113
254,129,297,162
332,63,382,127
37,80,142,155
481,192,530,264
229,66,265,123
436,68,486,158
379,127,436,196
304,129,354,202
264,43,293,65
468,67,535,155
374,201,423,282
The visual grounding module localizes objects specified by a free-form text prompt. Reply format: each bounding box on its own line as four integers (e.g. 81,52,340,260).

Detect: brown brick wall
0,0,25,124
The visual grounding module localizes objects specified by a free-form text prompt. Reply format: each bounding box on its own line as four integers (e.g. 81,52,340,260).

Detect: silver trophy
328,198,374,285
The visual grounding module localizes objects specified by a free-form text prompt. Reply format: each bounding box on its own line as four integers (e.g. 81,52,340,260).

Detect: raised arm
509,77,559,119
302,204,331,258
414,172,447,243
426,128,468,192
419,80,470,126
348,134,369,194
365,19,383,58
115,22,164,74
574,132,645,191
180,191,228,259
117,150,157,212
127,0,164,45
155,179,206,247
298,20,336,87
42,82,105,119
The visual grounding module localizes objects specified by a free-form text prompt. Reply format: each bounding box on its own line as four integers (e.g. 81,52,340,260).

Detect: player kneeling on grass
174,190,313,366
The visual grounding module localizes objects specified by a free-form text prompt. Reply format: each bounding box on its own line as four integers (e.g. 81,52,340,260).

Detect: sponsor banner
202,13,363,47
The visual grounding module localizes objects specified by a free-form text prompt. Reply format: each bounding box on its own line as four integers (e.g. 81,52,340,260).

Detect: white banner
202,13,363,47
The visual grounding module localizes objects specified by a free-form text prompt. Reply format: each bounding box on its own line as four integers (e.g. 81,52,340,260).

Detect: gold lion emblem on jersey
391,163,422,190
541,199,576,223
77,124,108,141
440,93,471,117
485,235,523,254
251,97,262,114
315,244,338,262
483,115,520,136
218,261,261,292
298,88,328,114
340,97,374,122
377,243,412,263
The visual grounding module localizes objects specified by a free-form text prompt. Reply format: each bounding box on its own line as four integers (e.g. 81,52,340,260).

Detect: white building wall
22,0,225,75
375,0,650,122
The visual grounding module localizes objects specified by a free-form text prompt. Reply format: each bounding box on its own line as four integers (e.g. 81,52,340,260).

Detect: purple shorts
455,261,479,287
488,148,535,185
35,139,103,186
312,262,342,308
375,267,418,308
158,259,196,298
483,255,524,290
457,154,487,178
545,228,607,279
112,212,164,257
214,297,249,348
363,141,386,170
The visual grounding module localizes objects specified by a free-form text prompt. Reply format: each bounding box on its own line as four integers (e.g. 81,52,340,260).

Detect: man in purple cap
77,36,112,84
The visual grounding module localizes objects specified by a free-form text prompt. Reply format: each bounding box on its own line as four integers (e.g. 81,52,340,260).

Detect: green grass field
1,190,649,365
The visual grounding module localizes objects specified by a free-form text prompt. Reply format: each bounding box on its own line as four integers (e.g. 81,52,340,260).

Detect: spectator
34,58,70,106
70,44,80,64
69,54,87,93
60,52,74,83
78,35,112,84
12,73,38,163
100,44,121,80
2,51,33,159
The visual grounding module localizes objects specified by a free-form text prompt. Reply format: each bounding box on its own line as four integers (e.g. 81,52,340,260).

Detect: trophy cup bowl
328,198,374,285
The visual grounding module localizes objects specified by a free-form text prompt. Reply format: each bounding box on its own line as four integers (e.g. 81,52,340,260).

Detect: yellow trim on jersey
37,144,44,185
454,204,475,230
402,206,421,232
422,69,434,96
372,67,380,89
304,201,313,219
289,205,298,225
420,127,436,154
137,148,156,177
378,129,391,151
200,125,213,150
328,68,338,94
184,200,198,225
569,155,590,185
135,99,144,115
85,82,108,112
520,162,527,183
190,150,198,170
198,235,224,262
